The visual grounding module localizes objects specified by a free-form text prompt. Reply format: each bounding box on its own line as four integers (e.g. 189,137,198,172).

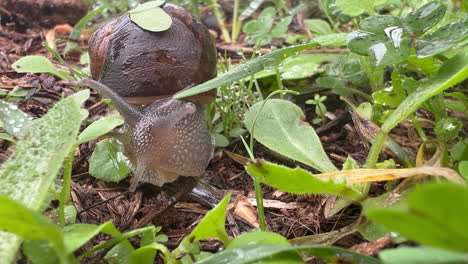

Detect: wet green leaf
416,18,468,58
244,99,337,173
197,244,381,264
346,31,381,56
367,183,468,252
228,231,290,248
372,86,406,107
281,55,322,80
360,15,402,34
246,160,361,198
381,53,468,133
403,2,446,34
174,41,321,99
0,100,32,137
89,138,132,182
129,1,172,32
379,246,468,264
0,91,86,263
459,161,468,180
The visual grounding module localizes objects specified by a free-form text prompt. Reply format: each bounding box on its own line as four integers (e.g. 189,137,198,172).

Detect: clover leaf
346,2,449,66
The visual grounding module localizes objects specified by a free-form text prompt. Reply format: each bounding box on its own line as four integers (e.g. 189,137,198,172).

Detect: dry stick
77,191,130,215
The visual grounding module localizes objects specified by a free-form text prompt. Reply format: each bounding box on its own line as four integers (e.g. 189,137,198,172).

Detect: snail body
85,3,216,190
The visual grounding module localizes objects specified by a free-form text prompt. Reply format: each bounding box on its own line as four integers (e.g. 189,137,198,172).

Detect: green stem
349,87,372,101
207,0,231,42
59,147,76,227
411,115,427,142
78,226,155,260
240,135,266,231
231,0,240,42
359,57,383,92
191,0,200,19
253,179,266,230
317,0,340,32
364,131,387,168
275,69,284,99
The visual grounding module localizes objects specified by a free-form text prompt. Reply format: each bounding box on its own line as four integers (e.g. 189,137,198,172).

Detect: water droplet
13,127,20,133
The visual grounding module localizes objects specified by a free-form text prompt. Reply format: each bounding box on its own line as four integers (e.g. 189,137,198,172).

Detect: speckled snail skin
84,3,217,191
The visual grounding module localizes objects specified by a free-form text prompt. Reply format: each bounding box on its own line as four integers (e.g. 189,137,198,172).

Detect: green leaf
0,100,33,137
372,86,406,107
459,161,468,180
366,183,468,252
0,92,86,262
335,0,375,17
416,18,468,58
228,231,290,248
62,221,122,253
196,244,381,264
0,133,15,143
271,16,293,37
304,19,332,36
127,243,175,264
381,53,468,133
346,31,380,56
213,133,229,147
379,246,468,264
316,76,350,96
244,99,337,173
360,15,402,35
174,41,322,99
77,114,124,144
246,160,361,198
403,1,446,34
281,54,323,80
228,231,303,264
243,7,275,35
359,190,409,241
89,138,132,182
23,240,60,264
11,56,72,80
179,193,231,248
129,1,172,32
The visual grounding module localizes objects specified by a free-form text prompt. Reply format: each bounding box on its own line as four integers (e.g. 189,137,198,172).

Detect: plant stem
349,87,373,101
191,0,200,19
411,115,427,142
364,131,387,168
78,226,155,260
275,69,284,99
231,0,240,42
240,136,266,231
59,148,76,227
253,179,266,230
317,0,340,32
207,0,231,42
359,57,383,92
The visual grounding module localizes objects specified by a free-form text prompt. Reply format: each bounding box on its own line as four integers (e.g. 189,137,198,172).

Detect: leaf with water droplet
129,1,172,32
403,1,446,34
360,15,402,35
0,100,33,137
416,18,468,58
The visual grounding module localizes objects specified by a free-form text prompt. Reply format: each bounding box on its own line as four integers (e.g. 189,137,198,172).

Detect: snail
82,3,217,191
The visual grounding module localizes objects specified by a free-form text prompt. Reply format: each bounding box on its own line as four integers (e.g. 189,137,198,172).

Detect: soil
0,11,419,263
